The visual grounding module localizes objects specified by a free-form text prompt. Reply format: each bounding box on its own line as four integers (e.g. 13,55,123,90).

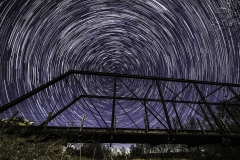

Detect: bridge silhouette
1,70,240,146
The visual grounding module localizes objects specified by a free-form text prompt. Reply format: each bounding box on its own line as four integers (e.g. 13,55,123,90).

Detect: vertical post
111,77,117,133
194,84,224,132
80,114,86,132
196,118,205,134
114,115,116,132
44,112,52,130
144,116,149,132
172,102,183,130
144,101,150,130
172,117,178,134
156,80,173,131
3,111,19,128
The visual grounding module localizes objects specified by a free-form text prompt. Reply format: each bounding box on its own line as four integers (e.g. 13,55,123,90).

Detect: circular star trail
0,0,239,128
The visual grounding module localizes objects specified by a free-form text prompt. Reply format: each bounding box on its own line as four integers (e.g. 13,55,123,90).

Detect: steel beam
70,70,240,87
44,112,52,129
194,84,224,132
8,126,240,146
172,102,183,130
111,77,117,133
2,70,240,113
196,118,205,134
82,98,102,128
171,83,190,100
74,75,109,128
116,101,139,129
156,80,172,130
39,95,83,126
227,86,240,102
80,114,86,132
0,71,72,113
118,78,168,129
144,101,150,130
198,86,223,102
78,95,240,106
220,118,232,135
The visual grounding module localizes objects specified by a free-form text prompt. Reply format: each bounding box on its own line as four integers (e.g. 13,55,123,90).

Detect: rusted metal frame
158,81,184,130
194,83,225,132
73,74,109,129
0,71,73,113
142,81,155,131
111,77,117,133
3,70,240,114
118,78,168,129
160,82,205,129
43,76,72,127
156,80,173,131
116,101,139,129
39,95,83,126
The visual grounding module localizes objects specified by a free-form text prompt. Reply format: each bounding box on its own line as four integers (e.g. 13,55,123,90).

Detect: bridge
1,70,240,146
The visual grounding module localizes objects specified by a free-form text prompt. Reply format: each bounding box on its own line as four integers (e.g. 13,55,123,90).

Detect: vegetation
220,0,240,37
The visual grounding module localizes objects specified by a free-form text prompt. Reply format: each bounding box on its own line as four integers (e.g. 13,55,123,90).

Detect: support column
144,101,150,131
80,114,86,132
111,77,117,133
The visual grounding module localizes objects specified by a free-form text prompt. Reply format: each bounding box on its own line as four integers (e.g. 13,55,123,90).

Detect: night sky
0,0,239,129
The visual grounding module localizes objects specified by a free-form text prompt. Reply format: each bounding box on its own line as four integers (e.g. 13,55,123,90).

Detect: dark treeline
64,143,240,160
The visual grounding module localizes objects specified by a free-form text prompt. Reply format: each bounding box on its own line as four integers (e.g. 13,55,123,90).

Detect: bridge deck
4,126,240,146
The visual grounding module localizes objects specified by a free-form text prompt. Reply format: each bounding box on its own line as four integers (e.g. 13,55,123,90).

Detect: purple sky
0,0,239,130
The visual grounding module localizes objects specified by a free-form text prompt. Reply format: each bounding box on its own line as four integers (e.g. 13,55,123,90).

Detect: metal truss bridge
1,70,240,146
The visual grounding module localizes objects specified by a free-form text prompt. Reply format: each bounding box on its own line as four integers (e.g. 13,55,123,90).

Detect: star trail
0,0,239,129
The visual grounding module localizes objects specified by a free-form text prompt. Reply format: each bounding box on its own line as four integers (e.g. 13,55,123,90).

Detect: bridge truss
1,70,240,146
